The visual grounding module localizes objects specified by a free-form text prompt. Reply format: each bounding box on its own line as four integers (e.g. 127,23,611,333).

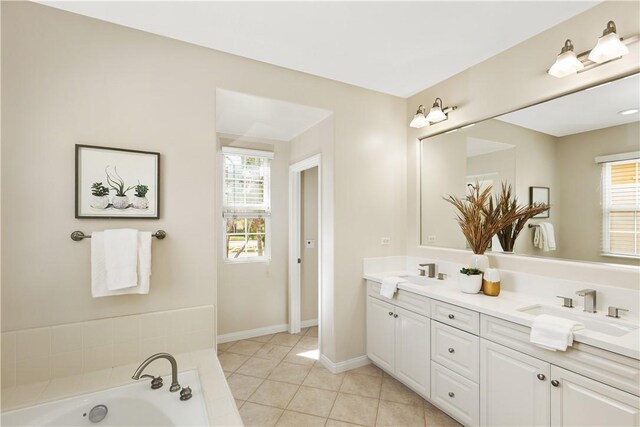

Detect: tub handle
140,374,163,389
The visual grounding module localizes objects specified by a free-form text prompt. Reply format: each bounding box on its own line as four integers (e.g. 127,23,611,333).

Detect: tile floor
218,327,461,427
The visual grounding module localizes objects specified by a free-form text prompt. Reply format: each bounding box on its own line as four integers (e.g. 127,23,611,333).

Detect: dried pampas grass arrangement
495,183,549,252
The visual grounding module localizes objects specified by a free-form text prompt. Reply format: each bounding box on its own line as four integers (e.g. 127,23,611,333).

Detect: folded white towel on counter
104,229,139,290
91,230,152,297
533,222,556,251
530,314,583,351
380,276,407,299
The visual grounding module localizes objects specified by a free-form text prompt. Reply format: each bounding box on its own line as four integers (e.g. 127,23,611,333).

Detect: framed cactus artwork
75,145,160,219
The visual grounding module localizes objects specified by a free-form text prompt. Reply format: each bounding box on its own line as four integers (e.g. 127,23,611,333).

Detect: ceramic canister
482,268,501,296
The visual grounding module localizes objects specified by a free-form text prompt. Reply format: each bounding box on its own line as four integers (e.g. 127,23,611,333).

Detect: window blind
601,158,640,258
222,152,271,216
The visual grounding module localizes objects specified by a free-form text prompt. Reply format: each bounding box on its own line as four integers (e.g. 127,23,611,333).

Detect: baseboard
319,354,371,374
217,323,288,344
301,318,318,328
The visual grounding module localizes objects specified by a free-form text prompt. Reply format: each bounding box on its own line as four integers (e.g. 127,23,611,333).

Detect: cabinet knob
448,314,455,320
394,314,398,318
537,374,546,381
448,348,455,354
551,380,560,387
388,312,393,316
448,392,455,398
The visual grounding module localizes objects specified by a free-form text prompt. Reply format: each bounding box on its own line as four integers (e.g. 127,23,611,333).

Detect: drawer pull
448,314,455,319
448,348,455,354
537,374,546,381
388,312,393,316
394,314,398,318
551,380,560,387
448,392,455,398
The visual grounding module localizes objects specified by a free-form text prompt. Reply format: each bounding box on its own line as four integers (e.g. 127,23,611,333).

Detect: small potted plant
458,267,483,294
89,182,109,209
105,166,134,209
495,183,550,253
132,183,149,209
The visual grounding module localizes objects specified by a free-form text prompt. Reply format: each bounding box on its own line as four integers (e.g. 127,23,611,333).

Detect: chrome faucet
419,263,436,278
132,353,181,392
576,289,597,313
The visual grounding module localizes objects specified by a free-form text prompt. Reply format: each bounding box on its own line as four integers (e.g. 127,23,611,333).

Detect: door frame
289,154,321,336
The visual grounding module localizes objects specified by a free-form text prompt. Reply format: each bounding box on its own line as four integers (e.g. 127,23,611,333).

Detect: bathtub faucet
132,353,181,392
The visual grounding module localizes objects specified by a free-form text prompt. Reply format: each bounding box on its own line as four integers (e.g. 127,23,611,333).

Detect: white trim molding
221,146,275,159
319,354,371,374
217,323,288,344
301,318,318,328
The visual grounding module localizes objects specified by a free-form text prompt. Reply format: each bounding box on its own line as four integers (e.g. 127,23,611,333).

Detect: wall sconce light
409,98,457,128
548,40,584,78
548,20,637,78
588,21,629,63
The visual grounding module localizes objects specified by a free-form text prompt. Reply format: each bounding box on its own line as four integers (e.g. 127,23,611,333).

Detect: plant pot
111,195,130,209
470,254,490,272
459,273,483,294
132,195,149,210
89,195,109,209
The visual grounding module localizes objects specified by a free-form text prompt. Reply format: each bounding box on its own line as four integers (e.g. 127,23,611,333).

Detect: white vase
470,254,490,272
89,195,109,209
112,195,130,209
132,196,149,209
459,273,483,294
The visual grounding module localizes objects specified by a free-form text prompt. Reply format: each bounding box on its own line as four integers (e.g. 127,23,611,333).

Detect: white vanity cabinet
366,282,431,398
480,316,640,427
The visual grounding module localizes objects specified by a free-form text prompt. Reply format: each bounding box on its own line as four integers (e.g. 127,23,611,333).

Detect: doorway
289,155,321,341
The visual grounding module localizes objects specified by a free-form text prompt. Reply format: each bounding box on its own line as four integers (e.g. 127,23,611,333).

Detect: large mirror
420,73,640,266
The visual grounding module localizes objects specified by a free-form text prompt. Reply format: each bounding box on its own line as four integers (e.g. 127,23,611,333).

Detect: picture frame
529,186,550,218
75,144,160,219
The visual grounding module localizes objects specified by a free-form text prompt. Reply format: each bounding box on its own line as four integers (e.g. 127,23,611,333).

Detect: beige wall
556,122,640,266
408,0,640,288
301,167,319,322
1,3,406,364
216,137,290,335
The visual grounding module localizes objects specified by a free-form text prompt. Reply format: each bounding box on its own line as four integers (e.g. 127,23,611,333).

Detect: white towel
530,314,583,351
380,276,407,299
91,231,152,297
533,222,556,251
104,229,139,290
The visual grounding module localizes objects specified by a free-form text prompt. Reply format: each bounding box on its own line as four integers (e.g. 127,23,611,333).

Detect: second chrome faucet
576,289,597,313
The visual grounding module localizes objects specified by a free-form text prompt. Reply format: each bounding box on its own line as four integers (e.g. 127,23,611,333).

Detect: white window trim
221,148,273,263
600,158,640,259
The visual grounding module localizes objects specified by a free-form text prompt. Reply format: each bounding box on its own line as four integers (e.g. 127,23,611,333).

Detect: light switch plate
381,237,391,245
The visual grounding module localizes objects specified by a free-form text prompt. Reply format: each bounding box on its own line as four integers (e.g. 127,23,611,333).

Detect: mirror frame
418,70,640,268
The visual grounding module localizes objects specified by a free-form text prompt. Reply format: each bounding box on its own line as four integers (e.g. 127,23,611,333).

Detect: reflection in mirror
420,73,639,266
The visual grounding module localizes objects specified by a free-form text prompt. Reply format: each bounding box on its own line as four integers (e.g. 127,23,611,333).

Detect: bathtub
1,370,209,426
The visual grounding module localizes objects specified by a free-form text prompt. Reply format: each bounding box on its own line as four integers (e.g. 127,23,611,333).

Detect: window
222,147,273,261
601,157,640,258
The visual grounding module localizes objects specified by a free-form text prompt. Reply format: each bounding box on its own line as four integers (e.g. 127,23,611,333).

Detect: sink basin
406,274,441,286
517,304,639,337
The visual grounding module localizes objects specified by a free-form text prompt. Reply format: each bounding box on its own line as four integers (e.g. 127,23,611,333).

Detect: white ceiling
216,89,332,141
466,137,515,158
498,73,640,137
37,1,599,98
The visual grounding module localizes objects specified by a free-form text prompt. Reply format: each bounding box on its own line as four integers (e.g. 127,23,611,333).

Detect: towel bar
528,224,540,228
71,230,167,241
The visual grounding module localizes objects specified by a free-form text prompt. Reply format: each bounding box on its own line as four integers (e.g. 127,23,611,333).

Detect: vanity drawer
481,314,640,396
431,362,479,427
431,300,480,335
367,281,430,317
431,321,480,382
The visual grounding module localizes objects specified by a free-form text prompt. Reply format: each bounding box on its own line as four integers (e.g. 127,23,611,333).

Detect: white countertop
0,348,242,426
364,272,640,360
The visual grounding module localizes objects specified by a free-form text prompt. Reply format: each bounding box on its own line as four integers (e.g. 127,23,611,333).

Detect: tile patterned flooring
218,327,461,427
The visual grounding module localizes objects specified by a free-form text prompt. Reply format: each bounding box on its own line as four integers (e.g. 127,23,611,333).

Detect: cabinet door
366,296,395,372
395,307,430,398
550,365,640,427
480,339,550,427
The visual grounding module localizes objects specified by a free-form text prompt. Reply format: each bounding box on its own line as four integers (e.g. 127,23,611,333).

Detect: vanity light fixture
548,39,584,78
619,108,639,116
588,21,629,64
548,20,638,78
409,105,429,128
